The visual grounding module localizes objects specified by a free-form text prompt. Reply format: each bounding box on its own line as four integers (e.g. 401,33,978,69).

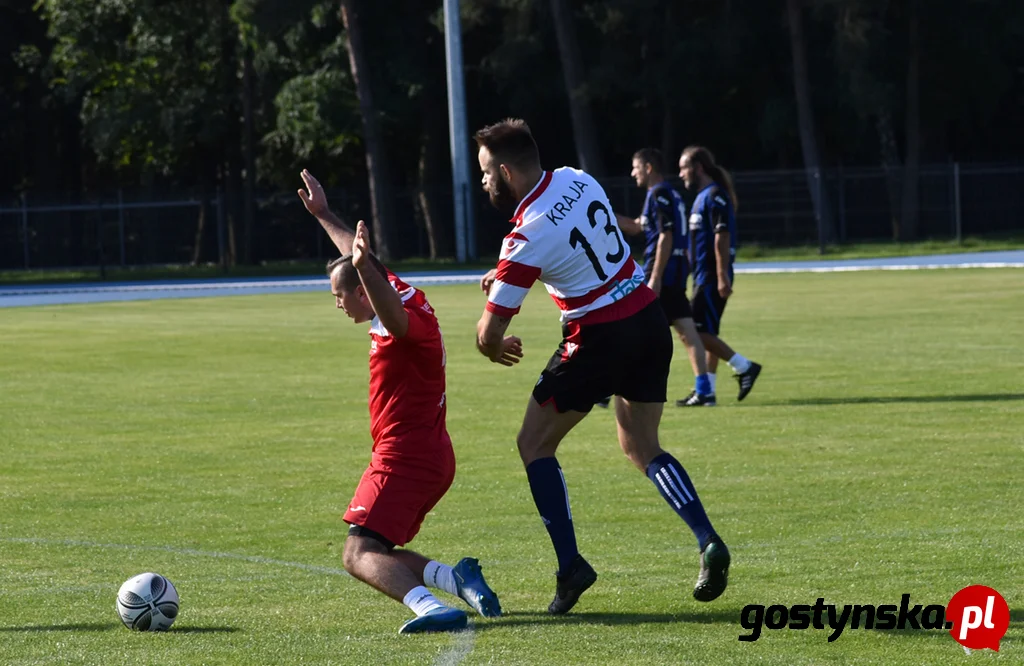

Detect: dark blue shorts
658,284,693,323
692,285,728,336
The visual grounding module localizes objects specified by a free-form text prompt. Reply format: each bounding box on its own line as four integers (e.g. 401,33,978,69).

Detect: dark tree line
2,0,1022,262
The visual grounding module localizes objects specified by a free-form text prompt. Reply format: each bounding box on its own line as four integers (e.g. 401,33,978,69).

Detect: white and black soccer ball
115,572,179,631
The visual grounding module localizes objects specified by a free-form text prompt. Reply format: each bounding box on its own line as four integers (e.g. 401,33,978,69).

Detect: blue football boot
398,607,468,634
453,557,502,617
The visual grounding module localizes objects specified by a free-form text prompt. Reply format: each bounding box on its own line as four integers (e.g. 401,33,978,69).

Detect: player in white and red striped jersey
472,120,731,614
296,171,501,634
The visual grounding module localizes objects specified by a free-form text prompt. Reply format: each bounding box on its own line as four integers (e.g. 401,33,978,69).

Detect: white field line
1,536,350,577
0,274,481,297
433,626,476,666
3,535,478,662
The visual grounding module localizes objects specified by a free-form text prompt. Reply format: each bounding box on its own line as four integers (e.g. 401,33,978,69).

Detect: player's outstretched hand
297,169,329,217
493,335,523,367
480,268,498,295
352,220,370,269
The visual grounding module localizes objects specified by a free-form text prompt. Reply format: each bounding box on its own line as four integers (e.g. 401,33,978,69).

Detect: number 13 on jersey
568,201,625,281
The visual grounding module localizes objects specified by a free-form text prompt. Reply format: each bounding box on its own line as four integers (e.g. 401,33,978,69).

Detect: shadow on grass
0,623,120,632
472,608,741,631
804,608,1024,643
473,608,1024,642
0,623,239,634
764,393,1024,407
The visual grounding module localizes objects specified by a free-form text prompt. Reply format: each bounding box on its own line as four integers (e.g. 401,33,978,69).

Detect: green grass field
1,269,1022,665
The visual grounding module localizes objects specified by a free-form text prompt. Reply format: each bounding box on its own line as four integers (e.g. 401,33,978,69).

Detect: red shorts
343,444,456,547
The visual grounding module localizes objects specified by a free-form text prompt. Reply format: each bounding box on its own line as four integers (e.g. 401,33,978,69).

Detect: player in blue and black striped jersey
678,146,761,402
616,148,714,405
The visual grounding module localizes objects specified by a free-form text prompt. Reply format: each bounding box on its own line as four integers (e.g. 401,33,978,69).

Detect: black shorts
659,284,693,323
692,284,728,336
532,300,673,413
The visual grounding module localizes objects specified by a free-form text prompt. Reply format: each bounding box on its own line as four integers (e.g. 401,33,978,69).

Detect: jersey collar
510,170,552,226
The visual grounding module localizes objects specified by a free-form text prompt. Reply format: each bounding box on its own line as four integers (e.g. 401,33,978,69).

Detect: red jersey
367,272,449,455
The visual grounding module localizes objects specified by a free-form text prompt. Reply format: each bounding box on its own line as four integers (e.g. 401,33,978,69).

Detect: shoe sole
548,568,598,615
693,547,730,603
675,401,716,407
399,611,469,634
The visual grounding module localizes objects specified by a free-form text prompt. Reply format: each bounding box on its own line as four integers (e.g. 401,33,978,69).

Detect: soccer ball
115,572,180,631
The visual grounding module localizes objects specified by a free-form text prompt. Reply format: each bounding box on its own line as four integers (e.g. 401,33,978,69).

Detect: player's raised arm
352,221,409,338
298,169,355,255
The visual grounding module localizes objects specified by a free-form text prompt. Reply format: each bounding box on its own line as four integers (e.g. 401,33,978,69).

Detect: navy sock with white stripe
646,452,716,550
526,457,579,575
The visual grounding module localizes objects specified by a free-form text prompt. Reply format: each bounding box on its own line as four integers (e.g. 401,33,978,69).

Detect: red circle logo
946,585,1009,651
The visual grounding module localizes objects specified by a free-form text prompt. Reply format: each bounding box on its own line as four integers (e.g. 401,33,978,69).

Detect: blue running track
1,250,1021,308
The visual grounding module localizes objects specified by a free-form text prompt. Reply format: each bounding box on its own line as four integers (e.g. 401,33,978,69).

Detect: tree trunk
242,42,256,264
780,148,795,239
340,0,398,261
900,1,921,241
192,166,208,265
417,96,452,259
876,110,903,240
659,3,674,163
786,0,834,248
417,163,440,259
549,0,606,176
219,6,241,268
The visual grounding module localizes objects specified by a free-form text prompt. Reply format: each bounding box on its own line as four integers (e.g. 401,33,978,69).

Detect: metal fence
604,162,1024,248
1,162,1022,271
0,186,441,271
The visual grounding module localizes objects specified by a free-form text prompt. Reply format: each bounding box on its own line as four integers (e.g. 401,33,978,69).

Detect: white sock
403,586,445,617
423,560,460,597
728,353,751,374
708,373,717,394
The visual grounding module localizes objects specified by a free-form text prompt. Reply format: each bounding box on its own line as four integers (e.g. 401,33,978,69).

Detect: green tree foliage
40,0,237,178
3,0,1024,254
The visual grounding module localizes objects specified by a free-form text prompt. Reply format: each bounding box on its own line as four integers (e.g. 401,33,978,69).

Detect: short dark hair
632,148,665,176
473,118,541,171
326,253,387,292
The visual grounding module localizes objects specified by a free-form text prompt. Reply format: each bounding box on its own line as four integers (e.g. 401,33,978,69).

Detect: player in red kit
298,170,501,634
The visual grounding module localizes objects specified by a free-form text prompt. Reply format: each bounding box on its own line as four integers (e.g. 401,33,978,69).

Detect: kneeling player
299,171,501,634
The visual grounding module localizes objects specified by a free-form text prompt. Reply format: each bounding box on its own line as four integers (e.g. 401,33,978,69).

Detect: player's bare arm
714,230,733,299
352,221,410,338
475,311,524,367
298,169,355,255
615,212,643,236
649,230,672,295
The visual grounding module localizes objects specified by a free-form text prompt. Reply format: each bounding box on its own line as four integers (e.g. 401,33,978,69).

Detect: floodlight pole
443,0,476,262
